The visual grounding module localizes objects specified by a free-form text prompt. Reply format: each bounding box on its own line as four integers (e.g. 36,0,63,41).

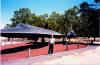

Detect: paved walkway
1,46,97,65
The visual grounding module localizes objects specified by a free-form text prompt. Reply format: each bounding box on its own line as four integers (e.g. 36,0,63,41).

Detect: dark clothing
48,44,53,54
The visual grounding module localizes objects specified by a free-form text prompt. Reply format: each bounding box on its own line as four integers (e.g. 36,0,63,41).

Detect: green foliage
79,1,100,38
5,3,99,38
10,8,31,27
64,6,80,34
5,6,80,34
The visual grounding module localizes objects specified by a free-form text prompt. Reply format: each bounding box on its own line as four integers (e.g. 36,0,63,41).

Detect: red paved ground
1,43,88,62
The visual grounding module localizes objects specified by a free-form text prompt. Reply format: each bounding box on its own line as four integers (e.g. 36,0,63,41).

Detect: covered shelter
1,23,62,41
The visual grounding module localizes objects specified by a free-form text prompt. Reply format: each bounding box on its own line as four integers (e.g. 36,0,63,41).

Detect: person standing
48,34,55,56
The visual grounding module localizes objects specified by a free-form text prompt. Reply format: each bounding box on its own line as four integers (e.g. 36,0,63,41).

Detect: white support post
28,48,30,58
5,40,6,45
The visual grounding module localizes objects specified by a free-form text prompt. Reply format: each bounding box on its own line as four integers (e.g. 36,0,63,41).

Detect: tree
80,1,100,40
10,8,32,27
47,11,60,31
4,6,80,36
5,24,12,28
47,11,64,33
64,6,80,34
27,13,38,25
94,0,100,2
79,2,90,37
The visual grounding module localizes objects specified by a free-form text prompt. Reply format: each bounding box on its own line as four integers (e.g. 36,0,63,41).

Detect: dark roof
1,23,61,36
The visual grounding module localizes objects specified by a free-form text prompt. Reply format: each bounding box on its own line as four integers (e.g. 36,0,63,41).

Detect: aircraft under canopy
1,23,62,39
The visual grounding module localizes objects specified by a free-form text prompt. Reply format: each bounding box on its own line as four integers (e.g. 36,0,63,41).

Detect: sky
1,0,94,28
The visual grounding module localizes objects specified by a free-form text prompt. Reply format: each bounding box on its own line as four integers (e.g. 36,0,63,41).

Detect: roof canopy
1,23,61,36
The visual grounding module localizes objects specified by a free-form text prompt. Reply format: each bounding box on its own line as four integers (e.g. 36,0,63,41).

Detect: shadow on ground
1,41,100,55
